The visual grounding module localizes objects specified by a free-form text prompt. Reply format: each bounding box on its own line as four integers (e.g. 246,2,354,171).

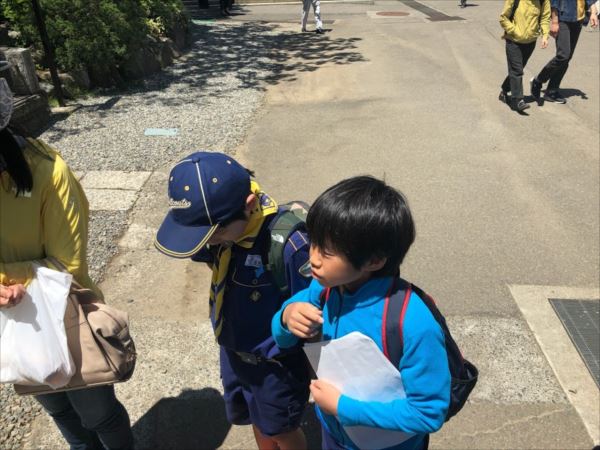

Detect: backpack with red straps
320,278,478,421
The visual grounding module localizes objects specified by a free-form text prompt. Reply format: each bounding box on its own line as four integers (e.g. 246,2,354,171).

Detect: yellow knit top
0,138,102,298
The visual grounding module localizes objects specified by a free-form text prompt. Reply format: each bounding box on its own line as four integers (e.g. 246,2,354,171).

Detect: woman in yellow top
0,78,133,449
499,0,551,113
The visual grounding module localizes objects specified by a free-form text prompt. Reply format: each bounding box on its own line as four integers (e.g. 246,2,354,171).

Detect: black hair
307,176,416,277
0,127,33,195
218,168,255,226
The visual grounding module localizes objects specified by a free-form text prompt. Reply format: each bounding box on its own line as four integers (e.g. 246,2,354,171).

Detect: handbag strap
41,257,89,294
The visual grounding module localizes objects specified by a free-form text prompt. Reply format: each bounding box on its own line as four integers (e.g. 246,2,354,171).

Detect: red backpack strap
382,279,412,368
319,287,331,310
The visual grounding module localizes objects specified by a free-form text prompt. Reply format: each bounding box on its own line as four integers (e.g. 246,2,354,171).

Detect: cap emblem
169,198,192,209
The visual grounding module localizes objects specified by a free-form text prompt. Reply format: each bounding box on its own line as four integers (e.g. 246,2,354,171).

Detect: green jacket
500,0,551,43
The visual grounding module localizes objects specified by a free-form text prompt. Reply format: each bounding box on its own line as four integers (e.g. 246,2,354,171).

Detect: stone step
238,0,300,3
181,0,222,18
11,94,50,135
182,0,302,15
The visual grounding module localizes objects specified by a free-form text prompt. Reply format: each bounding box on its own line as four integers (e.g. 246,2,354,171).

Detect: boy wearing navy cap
155,152,311,450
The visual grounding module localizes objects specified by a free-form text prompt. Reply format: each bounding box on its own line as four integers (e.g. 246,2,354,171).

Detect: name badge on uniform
299,261,312,278
245,254,263,268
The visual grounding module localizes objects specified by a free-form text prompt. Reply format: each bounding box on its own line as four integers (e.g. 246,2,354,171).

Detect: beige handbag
15,274,136,395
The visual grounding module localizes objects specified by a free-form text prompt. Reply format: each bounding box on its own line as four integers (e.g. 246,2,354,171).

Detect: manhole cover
549,298,600,389
376,11,410,16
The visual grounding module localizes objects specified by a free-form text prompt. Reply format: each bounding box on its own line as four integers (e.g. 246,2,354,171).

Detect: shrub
142,0,187,36
1,0,186,76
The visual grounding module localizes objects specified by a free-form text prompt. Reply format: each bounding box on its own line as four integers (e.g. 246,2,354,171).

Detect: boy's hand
0,284,26,308
541,36,548,49
310,380,341,416
282,302,323,338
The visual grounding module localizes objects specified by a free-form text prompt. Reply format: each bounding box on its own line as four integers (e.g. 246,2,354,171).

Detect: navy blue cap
155,152,250,258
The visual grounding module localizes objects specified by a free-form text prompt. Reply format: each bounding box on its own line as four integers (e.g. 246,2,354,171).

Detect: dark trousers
36,385,133,450
502,39,536,100
536,20,582,91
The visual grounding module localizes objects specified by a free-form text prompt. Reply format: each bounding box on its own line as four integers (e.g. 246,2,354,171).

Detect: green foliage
141,0,187,34
1,0,187,74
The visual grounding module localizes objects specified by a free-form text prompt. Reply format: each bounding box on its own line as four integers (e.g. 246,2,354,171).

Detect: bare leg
252,424,279,450
272,427,307,450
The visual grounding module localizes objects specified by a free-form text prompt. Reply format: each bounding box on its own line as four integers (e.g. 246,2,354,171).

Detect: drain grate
549,298,600,389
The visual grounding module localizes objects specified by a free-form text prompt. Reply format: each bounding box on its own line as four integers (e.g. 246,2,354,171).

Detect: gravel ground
87,211,129,283
4,20,302,450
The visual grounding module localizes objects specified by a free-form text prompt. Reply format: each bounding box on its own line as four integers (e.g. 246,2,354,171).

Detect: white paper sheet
304,331,413,449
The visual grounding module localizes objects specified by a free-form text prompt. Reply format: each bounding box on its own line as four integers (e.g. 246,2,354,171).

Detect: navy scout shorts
220,347,310,436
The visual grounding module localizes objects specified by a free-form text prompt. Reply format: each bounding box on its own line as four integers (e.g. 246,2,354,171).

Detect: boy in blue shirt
272,176,451,450
155,152,311,450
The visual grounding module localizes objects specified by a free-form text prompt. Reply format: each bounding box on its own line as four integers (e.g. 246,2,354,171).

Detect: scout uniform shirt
193,211,311,358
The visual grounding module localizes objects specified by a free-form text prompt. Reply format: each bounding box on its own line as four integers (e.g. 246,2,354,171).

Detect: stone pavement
23,1,599,449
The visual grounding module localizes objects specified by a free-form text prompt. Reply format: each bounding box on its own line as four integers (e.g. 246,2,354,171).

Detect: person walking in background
302,0,324,34
499,0,551,113
0,77,134,450
530,0,598,104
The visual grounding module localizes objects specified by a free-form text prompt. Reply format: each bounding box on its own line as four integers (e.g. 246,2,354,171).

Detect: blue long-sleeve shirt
272,277,451,450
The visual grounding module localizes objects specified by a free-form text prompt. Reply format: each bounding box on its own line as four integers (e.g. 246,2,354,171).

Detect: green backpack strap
265,201,309,295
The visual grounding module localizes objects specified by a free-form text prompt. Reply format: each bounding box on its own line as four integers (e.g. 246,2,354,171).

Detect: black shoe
544,90,566,104
530,77,542,100
499,90,509,104
315,28,324,34
511,99,530,112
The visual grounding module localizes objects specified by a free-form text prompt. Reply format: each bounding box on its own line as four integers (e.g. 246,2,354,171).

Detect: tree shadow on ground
129,20,366,106
132,387,322,449
39,21,365,138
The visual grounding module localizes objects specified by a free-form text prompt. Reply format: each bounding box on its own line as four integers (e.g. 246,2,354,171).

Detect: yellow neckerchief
210,180,278,338
577,0,585,21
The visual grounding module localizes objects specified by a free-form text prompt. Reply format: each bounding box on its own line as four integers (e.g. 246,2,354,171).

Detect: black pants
502,39,536,100
536,20,582,91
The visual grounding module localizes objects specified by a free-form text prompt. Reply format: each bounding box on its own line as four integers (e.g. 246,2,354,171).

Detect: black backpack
509,0,546,21
320,278,478,421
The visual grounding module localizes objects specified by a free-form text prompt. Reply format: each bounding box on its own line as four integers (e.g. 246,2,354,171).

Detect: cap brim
154,211,218,258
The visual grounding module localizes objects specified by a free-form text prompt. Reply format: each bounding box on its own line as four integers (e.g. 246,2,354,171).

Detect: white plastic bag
0,266,75,388
304,332,414,449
